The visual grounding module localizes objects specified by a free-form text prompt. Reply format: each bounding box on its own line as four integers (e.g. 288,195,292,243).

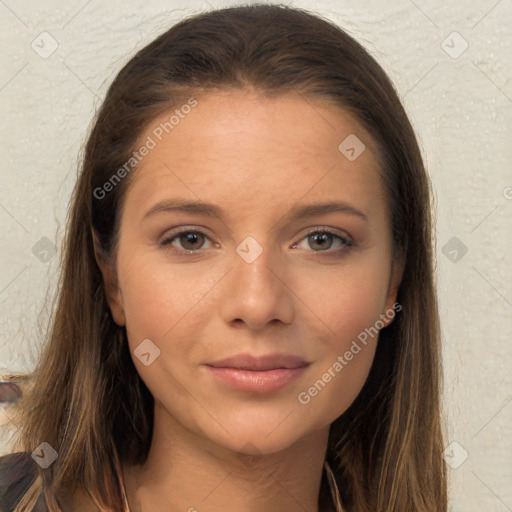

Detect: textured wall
0,1,511,510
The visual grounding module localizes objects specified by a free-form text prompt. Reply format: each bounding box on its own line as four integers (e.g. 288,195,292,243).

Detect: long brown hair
8,3,447,510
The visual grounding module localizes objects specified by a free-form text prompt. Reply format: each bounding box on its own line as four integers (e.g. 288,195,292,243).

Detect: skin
91,89,403,512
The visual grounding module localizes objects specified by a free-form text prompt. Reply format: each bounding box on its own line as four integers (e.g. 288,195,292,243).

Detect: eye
159,229,213,252
292,228,353,254
159,227,353,255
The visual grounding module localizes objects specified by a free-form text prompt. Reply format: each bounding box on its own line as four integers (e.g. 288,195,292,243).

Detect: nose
220,238,295,331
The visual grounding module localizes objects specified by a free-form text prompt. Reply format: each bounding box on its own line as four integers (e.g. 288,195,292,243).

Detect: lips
205,353,310,371
203,353,311,394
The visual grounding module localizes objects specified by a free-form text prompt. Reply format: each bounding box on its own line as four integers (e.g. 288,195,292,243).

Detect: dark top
0,451,48,511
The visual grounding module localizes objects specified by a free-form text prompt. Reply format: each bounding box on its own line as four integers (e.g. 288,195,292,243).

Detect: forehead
123,89,386,222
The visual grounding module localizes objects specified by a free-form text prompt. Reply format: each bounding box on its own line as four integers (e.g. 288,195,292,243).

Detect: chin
200,412,326,457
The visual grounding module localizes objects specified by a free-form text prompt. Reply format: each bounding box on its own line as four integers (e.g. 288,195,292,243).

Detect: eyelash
158,227,353,256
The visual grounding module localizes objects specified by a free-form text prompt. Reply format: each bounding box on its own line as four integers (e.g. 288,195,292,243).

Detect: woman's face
99,90,402,454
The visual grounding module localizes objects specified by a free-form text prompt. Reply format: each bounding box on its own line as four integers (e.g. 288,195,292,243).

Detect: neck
122,402,331,512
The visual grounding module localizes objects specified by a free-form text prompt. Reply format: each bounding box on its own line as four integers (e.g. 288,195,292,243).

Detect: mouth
203,353,311,394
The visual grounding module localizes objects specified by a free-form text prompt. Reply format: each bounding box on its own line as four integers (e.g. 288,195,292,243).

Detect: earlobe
382,254,405,327
91,227,126,327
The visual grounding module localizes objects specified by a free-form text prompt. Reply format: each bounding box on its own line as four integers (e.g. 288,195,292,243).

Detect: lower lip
205,366,309,394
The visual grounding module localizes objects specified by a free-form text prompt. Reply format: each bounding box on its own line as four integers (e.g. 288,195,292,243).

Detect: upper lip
205,353,310,371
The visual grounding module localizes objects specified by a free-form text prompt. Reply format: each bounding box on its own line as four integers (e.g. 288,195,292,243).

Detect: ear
91,227,126,327
381,252,405,328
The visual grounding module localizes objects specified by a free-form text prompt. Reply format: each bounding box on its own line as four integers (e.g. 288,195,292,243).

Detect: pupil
183,233,201,249
311,233,332,250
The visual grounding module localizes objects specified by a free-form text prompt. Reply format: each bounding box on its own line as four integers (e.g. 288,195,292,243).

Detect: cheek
117,254,215,418
118,250,217,343
297,342,377,428
293,259,390,421
325,276,388,346
296,251,391,347
296,297,381,426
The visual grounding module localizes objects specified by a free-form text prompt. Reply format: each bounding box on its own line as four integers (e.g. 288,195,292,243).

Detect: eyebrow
143,198,368,222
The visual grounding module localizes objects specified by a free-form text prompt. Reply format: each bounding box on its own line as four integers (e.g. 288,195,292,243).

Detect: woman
0,4,447,511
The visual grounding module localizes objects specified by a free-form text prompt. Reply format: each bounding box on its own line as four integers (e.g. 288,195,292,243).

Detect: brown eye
308,232,335,251
292,228,353,255
159,229,212,252
179,232,206,250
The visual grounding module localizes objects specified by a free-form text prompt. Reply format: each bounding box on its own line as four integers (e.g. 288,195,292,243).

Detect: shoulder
0,451,45,512
0,452,97,512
